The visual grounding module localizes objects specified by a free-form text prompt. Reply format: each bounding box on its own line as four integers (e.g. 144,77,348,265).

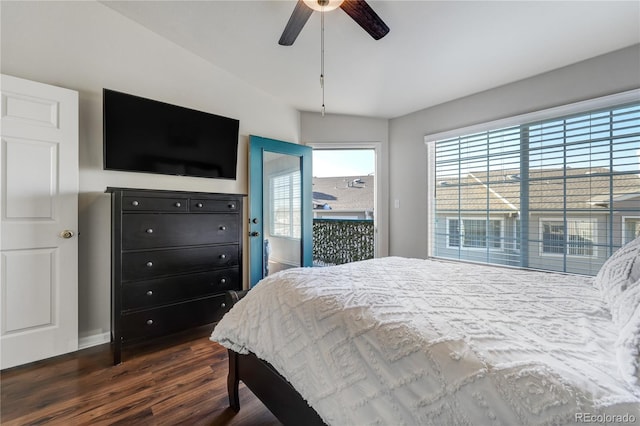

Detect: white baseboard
78,332,111,350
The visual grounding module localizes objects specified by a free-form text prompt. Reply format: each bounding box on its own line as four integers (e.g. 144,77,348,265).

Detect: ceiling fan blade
340,0,389,40
279,0,314,46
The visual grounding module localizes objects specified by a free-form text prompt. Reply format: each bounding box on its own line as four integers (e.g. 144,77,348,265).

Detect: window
540,218,596,257
428,94,640,275
447,218,503,249
513,219,521,252
270,170,301,238
447,219,460,248
623,216,640,244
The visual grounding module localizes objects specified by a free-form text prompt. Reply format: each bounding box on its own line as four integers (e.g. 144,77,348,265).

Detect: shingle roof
313,175,374,211
435,167,640,212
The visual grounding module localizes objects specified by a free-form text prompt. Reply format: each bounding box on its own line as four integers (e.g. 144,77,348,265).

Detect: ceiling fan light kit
303,0,344,12
279,0,390,116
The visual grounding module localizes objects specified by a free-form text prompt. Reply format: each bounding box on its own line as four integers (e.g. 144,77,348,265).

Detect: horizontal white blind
432,102,640,275
270,171,302,238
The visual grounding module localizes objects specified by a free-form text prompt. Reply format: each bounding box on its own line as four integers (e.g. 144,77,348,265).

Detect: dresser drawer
122,268,240,311
190,198,240,213
122,196,189,212
122,245,239,281
120,295,226,342
122,213,239,249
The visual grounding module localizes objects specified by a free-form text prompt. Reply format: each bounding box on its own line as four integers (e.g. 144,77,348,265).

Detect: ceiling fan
279,0,390,46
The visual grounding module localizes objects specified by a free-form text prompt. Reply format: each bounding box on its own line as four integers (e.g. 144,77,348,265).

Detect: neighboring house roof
436,167,640,212
313,175,374,211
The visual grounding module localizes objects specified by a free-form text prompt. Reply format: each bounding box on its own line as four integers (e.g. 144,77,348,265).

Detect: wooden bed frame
227,349,326,425
224,290,326,425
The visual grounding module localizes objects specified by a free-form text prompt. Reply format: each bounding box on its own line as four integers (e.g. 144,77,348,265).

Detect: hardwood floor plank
1,328,281,425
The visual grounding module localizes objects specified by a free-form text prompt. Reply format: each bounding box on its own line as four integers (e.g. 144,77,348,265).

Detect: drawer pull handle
146,261,153,267
220,278,227,284
220,254,227,260
146,228,154,234
196,203,203,208
146,290,153,296
228,203,235,209
221,302,226,308
146,319,154,325
174,202,181,208
219,226,226,231
131,200,139,206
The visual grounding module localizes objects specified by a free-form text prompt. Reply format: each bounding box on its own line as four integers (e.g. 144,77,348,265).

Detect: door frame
248,135,312,287
307,141,385,258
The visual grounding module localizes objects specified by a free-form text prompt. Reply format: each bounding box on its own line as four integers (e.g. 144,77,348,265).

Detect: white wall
388,44,640,258
1,1,300,345
300,112,389,257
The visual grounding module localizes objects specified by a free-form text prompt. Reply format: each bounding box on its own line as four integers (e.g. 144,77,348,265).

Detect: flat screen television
103,89,239,179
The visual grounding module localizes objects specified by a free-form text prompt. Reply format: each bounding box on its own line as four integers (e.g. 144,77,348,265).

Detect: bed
211,238,640,425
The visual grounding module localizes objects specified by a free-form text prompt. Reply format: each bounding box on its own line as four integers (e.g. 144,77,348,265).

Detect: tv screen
103,89,239,179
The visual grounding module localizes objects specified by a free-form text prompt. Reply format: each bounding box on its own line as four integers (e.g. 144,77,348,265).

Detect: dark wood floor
0,326,281,426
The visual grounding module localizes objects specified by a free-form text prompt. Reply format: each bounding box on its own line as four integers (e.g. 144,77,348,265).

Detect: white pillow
594,236,640,326
595,236,640,390
616,302,640,391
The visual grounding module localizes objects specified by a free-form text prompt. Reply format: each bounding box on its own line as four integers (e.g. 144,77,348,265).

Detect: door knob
60,230,74,239
249,231,260,237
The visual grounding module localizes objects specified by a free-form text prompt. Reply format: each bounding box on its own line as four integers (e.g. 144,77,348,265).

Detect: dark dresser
107,188,244,364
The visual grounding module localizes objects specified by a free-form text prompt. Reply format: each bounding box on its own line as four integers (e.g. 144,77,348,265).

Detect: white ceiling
102,1,639,119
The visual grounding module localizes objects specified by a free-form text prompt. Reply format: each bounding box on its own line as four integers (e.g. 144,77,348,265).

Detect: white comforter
211,257,640,425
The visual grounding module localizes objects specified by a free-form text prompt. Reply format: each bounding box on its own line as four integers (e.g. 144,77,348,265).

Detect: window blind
270,171,302,238
432,102,640,275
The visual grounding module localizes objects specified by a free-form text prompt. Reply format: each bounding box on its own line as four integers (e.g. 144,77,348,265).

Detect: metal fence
313,219,374,266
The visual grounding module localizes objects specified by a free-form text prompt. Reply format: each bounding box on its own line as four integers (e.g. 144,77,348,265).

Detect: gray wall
1,1,300,346
388,45,640,258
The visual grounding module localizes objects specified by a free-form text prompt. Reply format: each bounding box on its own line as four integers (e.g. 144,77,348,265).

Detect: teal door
249,135,313,287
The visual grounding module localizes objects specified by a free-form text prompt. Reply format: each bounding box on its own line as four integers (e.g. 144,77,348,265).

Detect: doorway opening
312,148,376,266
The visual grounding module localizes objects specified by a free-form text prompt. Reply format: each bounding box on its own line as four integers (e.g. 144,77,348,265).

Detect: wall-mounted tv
103,89,239,179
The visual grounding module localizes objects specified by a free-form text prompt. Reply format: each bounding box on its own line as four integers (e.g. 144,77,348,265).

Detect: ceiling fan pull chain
278,0,389,114
320,9,325,114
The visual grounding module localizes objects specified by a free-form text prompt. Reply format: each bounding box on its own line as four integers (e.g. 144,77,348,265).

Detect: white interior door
0,74,79,369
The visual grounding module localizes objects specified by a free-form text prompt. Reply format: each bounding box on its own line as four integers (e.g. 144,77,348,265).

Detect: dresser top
105,187,246,198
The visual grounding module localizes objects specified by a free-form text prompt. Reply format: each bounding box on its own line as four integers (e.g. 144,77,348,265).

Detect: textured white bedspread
211,257,640,425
